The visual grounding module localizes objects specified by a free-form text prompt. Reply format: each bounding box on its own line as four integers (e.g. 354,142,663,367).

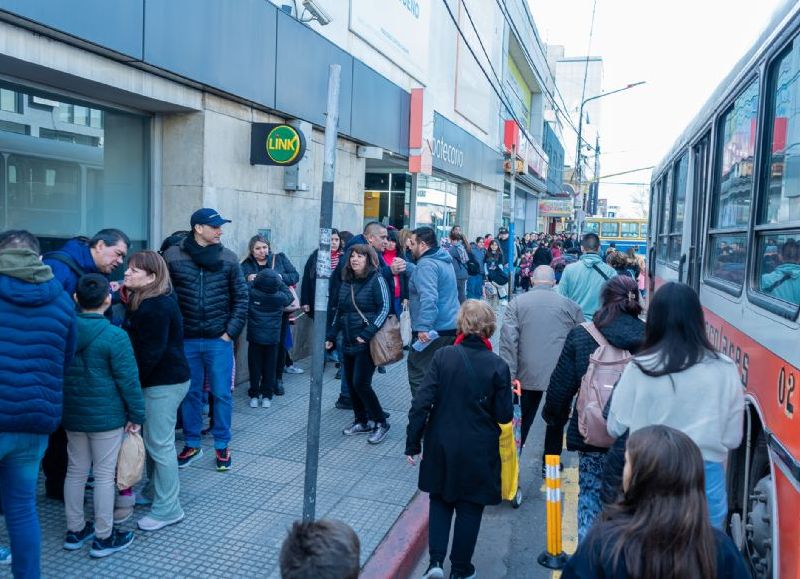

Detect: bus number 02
777,367,795,419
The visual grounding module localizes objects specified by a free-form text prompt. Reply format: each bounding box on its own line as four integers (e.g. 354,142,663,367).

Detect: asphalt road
409,416,580,579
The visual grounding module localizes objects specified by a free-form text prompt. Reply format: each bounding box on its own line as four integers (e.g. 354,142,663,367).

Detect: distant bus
583,217,648,254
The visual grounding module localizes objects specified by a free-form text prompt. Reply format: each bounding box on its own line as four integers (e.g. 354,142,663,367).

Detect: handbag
116,431,145,490
488,266,509,286
399,302,412,347
350,285,404,367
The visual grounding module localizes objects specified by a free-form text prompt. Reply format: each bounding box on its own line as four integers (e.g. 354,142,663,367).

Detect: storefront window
363,171,410,230
416,175,458,238
0,84,150,252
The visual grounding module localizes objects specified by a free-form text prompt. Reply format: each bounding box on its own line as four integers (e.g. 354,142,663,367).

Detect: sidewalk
0,356,418,578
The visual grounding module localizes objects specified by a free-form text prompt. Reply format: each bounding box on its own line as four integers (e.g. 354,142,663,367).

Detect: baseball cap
498,227,509,234
190,208,231,228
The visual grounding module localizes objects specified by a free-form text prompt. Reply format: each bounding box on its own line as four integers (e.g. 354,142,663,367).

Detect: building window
0,89,21,113
416,175,458,238
707,79,759,289
363,171,410,230
0,84,149,254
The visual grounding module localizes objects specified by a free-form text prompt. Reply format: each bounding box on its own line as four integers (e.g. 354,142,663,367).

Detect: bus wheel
746,434,773,578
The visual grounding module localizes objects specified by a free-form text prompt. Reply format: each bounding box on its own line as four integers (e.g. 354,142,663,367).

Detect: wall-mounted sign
250,123,307,166
539,198,574,217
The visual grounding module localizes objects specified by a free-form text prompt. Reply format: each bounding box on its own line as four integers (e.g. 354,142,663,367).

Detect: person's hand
325,341,334,350
356,337,366,344
418,332,431,343
302,305,311,313
247,274,256,282
407,454,421,466
402,299,409,307
221,333,233,342
109,281,121,292
390,258,407,274
125,422,141,434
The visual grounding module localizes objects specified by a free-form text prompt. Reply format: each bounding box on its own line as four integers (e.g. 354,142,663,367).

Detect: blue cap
190,208,231,228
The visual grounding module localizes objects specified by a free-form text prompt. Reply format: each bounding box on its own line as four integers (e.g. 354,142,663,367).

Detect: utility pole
303,64,340,522
507,143,516,300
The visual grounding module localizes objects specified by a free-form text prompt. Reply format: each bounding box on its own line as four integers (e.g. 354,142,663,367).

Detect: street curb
361,491,429,579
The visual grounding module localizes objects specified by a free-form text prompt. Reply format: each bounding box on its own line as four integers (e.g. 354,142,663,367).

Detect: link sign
250,123,307,166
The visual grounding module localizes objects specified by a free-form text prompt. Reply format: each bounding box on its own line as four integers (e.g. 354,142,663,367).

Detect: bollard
537,454,569,569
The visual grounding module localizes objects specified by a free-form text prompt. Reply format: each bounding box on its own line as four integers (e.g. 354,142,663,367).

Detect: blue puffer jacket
406,247,459,333
0,250,77,434
43,238,99,295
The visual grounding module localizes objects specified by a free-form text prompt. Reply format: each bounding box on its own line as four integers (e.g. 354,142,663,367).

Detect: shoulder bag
351,284,403,367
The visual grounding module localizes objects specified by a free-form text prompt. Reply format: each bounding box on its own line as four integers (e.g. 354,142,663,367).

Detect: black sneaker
177,446,203,469
215,448,232,471
367,423,390,445
275,380,285,396
334,369,342,380
422,561,444,578
63,522,95,550
342,421,376,436
335,396,353,410
89,530,134,558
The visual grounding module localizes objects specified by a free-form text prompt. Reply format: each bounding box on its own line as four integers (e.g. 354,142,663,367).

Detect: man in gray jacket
499,266,583,447
405,226,460,395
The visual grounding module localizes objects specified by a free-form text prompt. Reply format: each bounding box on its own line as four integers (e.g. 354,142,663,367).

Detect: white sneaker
249,397,260,408
262,397,272,408
137,513,184,532
285,365,304,374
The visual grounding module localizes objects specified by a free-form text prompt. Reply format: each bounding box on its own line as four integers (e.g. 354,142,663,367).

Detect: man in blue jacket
405,226,460,395
40,228,129,501
0,230,76,578
557,232,617,320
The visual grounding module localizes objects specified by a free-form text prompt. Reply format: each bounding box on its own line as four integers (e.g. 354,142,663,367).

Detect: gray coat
499,286,584,391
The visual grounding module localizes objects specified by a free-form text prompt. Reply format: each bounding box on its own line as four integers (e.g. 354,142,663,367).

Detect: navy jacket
0,267,77,434
124,294,191,388
43,238,99,295
247,269,294,345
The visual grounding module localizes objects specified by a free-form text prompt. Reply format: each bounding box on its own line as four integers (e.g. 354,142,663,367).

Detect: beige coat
499,286,584,391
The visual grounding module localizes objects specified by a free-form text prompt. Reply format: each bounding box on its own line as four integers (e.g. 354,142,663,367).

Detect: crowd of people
0,212,750,578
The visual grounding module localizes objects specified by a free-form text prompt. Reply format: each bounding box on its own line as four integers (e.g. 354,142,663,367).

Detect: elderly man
500,266,583,447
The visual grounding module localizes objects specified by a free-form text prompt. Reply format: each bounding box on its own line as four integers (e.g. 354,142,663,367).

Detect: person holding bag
122,250,191,532
406,300,513,579
325,244,391,445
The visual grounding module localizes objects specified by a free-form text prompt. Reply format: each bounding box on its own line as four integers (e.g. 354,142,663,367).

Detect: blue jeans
705,461,727,529
182,338,234,450
467,275,484,299
0,432,48,579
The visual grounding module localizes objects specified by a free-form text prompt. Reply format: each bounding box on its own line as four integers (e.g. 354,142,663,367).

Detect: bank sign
250,123,307,166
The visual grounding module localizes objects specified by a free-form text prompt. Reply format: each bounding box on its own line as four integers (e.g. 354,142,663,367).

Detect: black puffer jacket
163,242,249,340
326,270,390,354
542,314,644,453
247,269,294,345
241,253,299,286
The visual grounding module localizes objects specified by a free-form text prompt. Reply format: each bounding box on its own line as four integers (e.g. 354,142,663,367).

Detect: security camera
302,0,332,25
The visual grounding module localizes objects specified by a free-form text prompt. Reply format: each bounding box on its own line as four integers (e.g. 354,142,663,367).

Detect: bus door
688,132,711,291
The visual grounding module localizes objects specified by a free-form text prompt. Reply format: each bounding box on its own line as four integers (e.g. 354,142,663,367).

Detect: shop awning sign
251,123,306,166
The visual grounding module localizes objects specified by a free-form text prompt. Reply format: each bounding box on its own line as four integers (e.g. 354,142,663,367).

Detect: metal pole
507,144,516,300
303,64,341,522
575,102,584,238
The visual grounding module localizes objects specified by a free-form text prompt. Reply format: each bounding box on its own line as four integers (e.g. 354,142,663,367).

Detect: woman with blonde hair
406,300,513,579
123,250,191,532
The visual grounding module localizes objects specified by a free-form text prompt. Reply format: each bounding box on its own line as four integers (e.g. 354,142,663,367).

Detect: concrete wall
458,183,501,242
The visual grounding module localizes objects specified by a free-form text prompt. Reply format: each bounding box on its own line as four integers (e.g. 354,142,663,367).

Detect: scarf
183,236,224,271
454,333,492,351
0,249,54,283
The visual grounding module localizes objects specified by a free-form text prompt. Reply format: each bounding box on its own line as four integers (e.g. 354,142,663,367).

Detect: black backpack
467,252,481,275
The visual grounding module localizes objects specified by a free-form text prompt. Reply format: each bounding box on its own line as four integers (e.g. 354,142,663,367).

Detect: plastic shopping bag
499,421,519,501
116,431,145,490
399,303,412,347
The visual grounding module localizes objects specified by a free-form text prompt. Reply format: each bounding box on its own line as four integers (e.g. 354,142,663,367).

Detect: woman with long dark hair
543,276,645,542
563,425,749,578
485,239,508,304
122,250,190,531
325,245,391,444
606,282,744,528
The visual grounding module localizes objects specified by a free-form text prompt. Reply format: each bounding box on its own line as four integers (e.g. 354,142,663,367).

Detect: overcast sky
529,0,787,214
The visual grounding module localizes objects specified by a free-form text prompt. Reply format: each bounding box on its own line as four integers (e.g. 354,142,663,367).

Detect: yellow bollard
537,454,569,569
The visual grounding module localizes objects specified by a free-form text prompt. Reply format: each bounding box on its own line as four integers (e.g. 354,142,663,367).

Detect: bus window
669,154,688,263
601,222,619,238
707,80,759,289
620,222,639,238
754,40,800,308
584,221,599,234
641,223,648,237
658,176,670,260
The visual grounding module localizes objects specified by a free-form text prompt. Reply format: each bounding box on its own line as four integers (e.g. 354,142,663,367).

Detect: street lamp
574,81,646,235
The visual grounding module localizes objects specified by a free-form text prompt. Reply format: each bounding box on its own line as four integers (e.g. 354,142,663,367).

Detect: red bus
649,2,800,577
